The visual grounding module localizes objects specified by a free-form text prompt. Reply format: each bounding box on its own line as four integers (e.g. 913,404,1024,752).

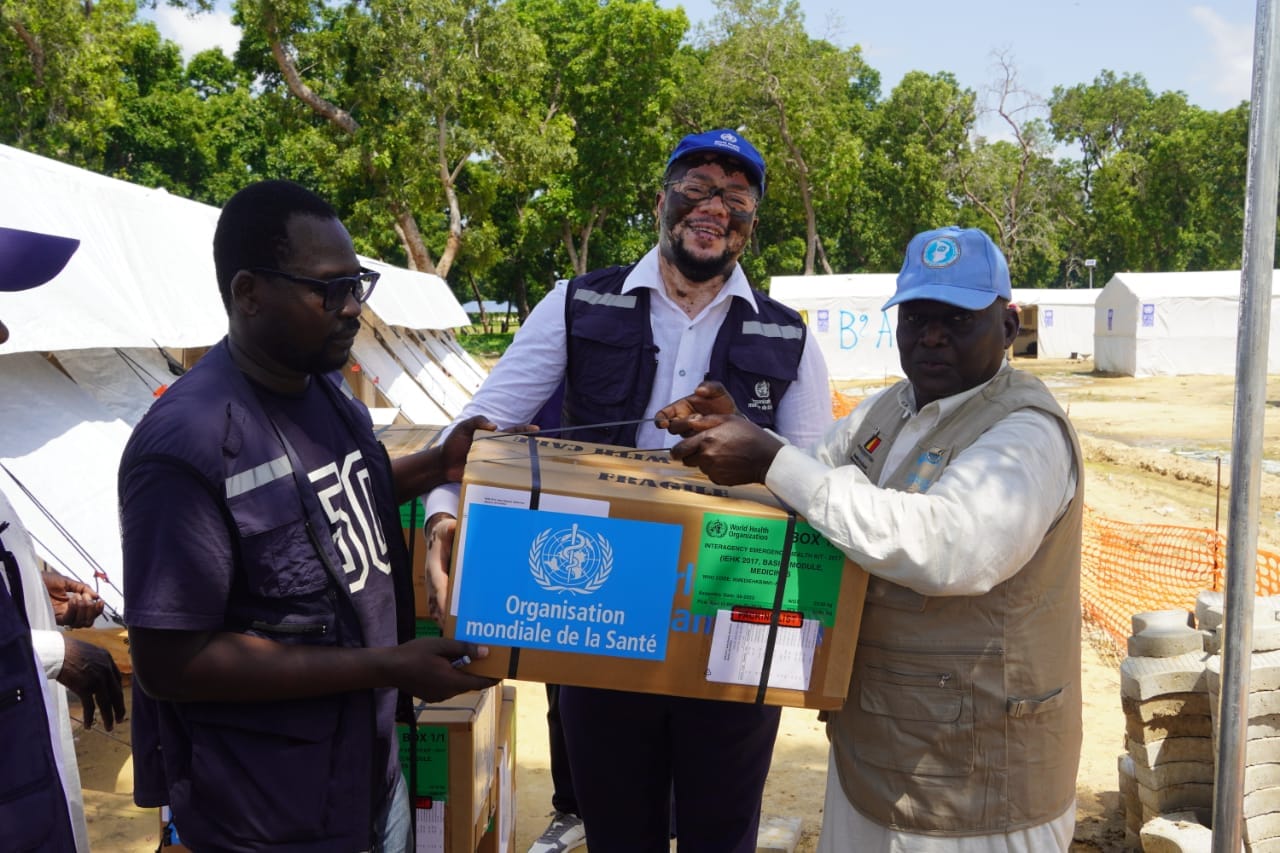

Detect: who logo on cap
882,225,1011,312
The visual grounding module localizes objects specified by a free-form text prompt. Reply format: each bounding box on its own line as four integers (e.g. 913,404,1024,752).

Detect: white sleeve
766,409,1076,597
772,331,833,451
32,628,65,679
421,283,571,518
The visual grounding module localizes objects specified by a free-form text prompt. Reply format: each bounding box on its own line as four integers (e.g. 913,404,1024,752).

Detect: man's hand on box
393,637,496,702
670,415,784,486
654,381,739,437
440,415,498,483
425,512,456,621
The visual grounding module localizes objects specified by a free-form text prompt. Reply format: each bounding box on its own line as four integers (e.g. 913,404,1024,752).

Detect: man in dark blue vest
0,225,127,853
119,181,496,852
423,130,832,853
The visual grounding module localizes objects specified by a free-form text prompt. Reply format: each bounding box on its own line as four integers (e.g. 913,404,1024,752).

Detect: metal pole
1214,1,1280,850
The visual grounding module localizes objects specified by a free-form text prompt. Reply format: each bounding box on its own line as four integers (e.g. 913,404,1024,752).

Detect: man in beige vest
657,225,1084,852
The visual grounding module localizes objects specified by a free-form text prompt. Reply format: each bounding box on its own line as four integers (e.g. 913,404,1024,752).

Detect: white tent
1094,270,1280,376
768,274,903,381
0,144,485,617
1010,288,1100,360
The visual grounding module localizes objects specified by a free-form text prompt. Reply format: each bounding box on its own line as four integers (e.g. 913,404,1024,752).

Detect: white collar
621,246,759,312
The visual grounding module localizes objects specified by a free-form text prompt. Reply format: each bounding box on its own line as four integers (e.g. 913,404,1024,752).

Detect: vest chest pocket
228,475,330,600
567,319,648,410
853,670,975,777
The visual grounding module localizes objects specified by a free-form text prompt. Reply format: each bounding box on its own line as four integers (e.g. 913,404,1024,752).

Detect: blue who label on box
454,504,683,660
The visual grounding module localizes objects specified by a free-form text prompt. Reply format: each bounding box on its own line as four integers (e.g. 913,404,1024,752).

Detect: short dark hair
212,180,338,311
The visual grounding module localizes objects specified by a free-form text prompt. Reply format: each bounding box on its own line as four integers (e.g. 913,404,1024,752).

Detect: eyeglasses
664,179,760,214
251,267,380,312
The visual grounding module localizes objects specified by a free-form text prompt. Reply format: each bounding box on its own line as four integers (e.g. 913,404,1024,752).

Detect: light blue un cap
882,226,1012,311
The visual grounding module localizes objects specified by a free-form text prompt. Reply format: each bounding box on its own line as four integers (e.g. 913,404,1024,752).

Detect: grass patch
457,330,514,360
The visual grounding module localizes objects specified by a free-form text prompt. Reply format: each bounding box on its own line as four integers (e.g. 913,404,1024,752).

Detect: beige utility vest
829,369,1085,835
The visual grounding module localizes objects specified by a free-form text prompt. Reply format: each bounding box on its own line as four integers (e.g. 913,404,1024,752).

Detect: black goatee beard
665,236,735,283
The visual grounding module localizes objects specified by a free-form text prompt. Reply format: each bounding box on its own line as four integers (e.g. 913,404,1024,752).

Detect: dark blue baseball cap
0,226,80,292
665,129,767,196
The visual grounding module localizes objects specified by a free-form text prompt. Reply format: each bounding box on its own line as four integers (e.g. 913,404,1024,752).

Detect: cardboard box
476,684,516,853
398,686,499,853
443,434,868,710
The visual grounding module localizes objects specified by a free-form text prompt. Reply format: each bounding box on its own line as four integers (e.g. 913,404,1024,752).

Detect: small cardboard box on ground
476,684,517,853
398,685,499,853
443,433,869,710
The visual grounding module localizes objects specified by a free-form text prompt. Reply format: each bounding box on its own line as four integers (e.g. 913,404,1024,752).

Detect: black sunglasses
251,266,380,312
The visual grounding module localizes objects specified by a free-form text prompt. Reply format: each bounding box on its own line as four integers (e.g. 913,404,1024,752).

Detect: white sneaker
527,811,586,853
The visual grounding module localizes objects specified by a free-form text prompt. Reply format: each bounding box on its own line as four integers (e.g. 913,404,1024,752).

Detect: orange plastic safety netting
1081,507,1280,655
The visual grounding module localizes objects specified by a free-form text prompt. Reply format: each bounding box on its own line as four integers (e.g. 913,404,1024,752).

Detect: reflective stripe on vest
224,454,292,499
741,320,804,340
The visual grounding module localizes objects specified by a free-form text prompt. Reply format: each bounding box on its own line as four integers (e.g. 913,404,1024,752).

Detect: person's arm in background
421,284,571,615
27,573,126,730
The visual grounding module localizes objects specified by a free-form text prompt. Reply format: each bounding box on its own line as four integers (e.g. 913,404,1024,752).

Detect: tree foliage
0,0,1262,307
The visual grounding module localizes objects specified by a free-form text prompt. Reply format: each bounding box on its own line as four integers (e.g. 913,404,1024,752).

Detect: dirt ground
74,357,1280,851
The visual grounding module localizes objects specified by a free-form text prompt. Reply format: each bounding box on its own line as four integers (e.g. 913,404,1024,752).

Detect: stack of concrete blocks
1204,592,1280,853
1120,609,1214,850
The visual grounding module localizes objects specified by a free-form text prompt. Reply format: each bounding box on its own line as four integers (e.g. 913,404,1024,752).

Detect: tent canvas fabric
0,144,487,620
1094,271,1279,376
1010,288,1100,360
768,273,903,381
0,353,133,617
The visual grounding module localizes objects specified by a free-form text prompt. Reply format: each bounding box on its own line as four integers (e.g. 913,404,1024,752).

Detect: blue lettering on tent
839,311,896,351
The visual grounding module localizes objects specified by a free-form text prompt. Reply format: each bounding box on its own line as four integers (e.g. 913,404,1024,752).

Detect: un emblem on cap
922,236,960,269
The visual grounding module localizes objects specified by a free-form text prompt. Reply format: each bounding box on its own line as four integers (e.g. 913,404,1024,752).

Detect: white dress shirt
424,246,831,518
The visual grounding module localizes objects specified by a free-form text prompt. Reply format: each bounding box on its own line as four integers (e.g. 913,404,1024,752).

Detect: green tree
855,70,975,271
512,0,687,278
685,0,876,276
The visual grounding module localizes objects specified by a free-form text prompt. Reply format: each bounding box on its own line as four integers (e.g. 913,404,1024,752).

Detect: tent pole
1215,1,1280,849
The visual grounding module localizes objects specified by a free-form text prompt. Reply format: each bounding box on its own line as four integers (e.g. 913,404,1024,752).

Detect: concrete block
1211,621,1280,657
1123,692,1212,722
1203,629,1220,654
1244,786,1280,820
1248,738,1280,766
1140,811,1214,853
1130,759,1215,790
1137,780,1215,814
1244,809,1280,843
1249,715,1280,742
1207,650,1280,694
1245,762,1280,792
1129,736,1216,767
1127,712,1213,743
1197,591,1225,632
1122,652,1211,701
1130,611,1205,658
755,816,802,853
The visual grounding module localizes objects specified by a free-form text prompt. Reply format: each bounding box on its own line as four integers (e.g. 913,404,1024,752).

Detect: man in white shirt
0,225,128,852
424,129,832,853
658,226,1084,853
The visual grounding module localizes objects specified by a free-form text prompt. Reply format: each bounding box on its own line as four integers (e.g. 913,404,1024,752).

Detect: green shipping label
396,724,449,800
692,513,845,627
